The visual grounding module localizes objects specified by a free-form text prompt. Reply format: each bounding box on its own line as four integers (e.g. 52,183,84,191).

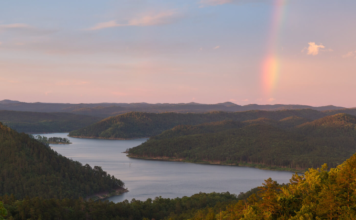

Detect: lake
35,133,293,203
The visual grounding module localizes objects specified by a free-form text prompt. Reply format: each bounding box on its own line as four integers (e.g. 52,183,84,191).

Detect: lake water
35,133,293,203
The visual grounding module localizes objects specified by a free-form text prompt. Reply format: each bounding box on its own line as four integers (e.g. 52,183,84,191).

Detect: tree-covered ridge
0,192,239,220
0,123,124,199
3,153,356,219
0,110,101,133
186,153,356,219
68,109,327,139
128,114,356,170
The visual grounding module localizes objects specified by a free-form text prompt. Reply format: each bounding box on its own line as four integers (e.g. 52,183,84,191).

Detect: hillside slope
69,109,325,139
128,114,356,170
0,110,101,133
0,123,124,199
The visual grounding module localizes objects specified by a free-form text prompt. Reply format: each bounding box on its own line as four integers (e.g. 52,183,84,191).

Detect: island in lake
34,135,72,144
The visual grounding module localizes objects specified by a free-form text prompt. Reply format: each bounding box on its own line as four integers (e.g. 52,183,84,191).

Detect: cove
36,133,293,203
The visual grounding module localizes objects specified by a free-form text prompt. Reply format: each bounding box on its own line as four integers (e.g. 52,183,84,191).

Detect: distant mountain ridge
0,100,346,117
0,110,101,133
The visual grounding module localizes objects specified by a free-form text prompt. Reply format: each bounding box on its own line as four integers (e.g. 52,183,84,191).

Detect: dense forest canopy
69,109,337,139
185,153,356,219
2,153,356,219
0,192,240,220
128,113,356,170
0,123,124,199
69,109,356,139
0,110,101,133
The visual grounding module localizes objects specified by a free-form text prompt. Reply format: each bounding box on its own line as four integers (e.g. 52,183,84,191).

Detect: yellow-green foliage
188,153,356,219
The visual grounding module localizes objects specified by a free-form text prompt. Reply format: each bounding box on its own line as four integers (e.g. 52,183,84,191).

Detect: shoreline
127,154,306,173
86,187,129,201
69,135,149,140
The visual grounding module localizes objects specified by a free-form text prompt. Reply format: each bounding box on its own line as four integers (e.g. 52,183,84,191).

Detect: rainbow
262,0,287,98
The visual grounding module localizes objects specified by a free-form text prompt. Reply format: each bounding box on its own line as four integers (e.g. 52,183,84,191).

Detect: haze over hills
0,100,346,117
0,110,101,133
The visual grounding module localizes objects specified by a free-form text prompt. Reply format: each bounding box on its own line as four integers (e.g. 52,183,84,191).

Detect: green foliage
186,153,356,219
0,123,124,199
0,202,7,220
128,114,356,170
0,192,238,220
0,110,101,133
69,109,325,139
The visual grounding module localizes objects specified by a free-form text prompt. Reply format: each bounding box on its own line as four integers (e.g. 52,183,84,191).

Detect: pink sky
1,0,355,107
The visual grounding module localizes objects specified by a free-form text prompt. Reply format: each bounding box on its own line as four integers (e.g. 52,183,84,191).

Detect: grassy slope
128,114,356,171
69,109,325,139
0,123,124,199
0,110,101,133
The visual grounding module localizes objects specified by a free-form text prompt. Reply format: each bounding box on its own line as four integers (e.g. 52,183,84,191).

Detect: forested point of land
0,110,101,133
0,123,124,200
128,113,356,171
2,154,356,219
69,109,356,139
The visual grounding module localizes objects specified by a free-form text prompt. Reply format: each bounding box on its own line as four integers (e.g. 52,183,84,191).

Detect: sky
1,0,356,107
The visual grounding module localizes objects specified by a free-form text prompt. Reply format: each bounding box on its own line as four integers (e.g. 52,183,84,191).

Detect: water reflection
36,133,293,203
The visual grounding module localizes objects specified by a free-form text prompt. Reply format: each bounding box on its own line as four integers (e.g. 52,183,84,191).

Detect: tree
0,202,7,220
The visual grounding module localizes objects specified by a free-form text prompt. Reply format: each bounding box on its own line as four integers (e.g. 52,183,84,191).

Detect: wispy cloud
302,42,330,56
200,0,233,6
199,0,264,6
55,81,90,86
88,11,180,30
343,51,356,58
111,92,127,96
213,45,220,50
0,23,32,30
0,23,56,35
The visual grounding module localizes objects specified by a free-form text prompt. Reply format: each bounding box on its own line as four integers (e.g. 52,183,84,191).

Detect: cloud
213,45,220,50
343,51,356,58
199,0,265,6
302,42,327,56
88,11,180,30
268,98,275,102
200,0,233,6
112,92,127,96
55,81,90,86
0,23,56,35
0,23,32,30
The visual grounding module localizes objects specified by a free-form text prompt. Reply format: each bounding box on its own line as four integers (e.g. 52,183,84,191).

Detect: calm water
35,133,293,203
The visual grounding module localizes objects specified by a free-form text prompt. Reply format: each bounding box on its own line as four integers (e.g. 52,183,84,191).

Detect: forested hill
128,113,356,170
175,153,356,219
0,110,101,133
0,123,124,199
68,109,356,139
2,154,356,219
